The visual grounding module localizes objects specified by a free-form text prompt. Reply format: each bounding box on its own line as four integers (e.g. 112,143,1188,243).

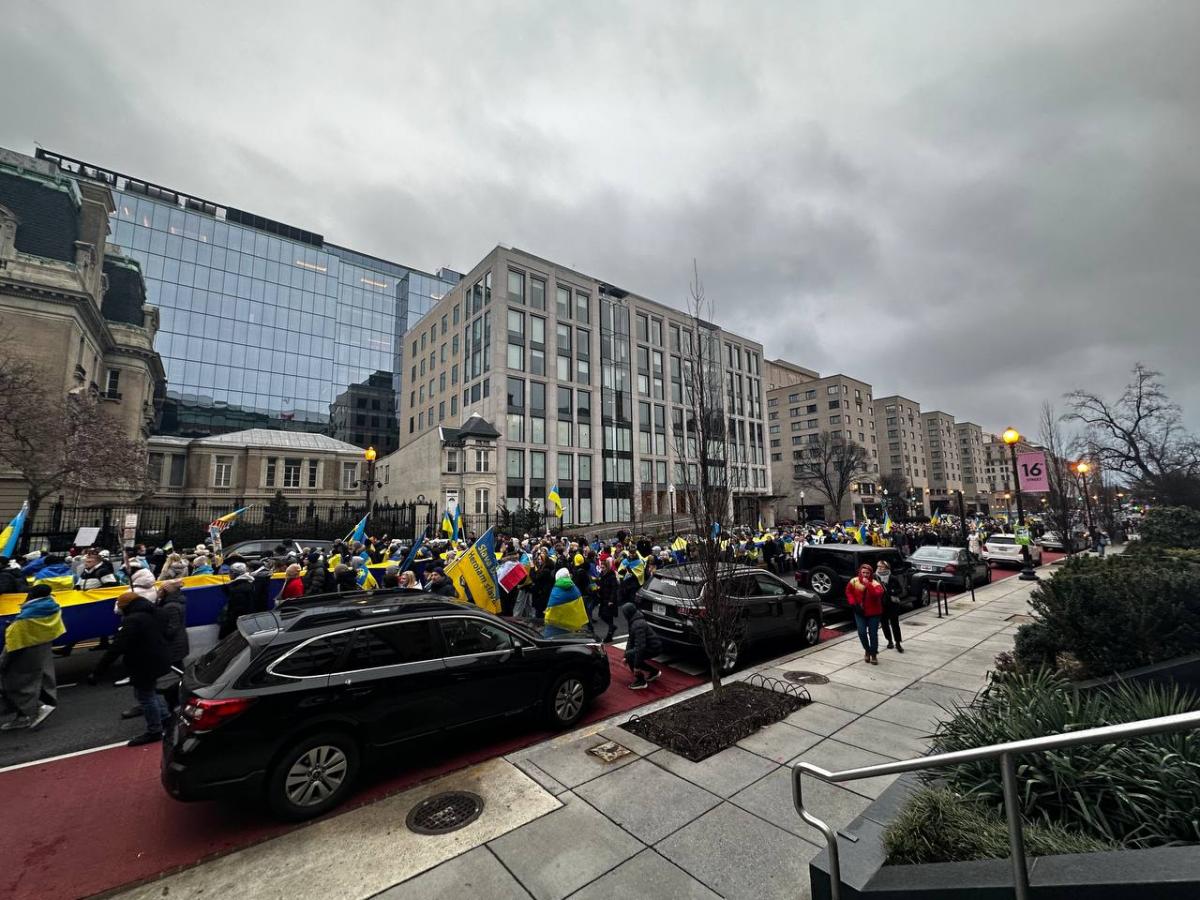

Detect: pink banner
1017,451,1049,492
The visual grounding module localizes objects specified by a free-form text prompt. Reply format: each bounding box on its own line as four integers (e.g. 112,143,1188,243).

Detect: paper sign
1016,451,1049,493
122,513,139,548
72,526,101,548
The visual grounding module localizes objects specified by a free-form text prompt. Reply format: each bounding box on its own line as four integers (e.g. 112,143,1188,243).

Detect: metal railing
792,709,1200,900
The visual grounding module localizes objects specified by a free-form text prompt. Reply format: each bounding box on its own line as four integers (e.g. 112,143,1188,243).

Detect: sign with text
122,514,139,549
1016,451,1049,493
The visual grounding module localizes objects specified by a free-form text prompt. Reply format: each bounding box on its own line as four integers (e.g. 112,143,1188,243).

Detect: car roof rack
276,591,471,629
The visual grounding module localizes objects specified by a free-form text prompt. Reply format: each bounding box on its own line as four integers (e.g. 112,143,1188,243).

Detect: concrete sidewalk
377,571,1047,900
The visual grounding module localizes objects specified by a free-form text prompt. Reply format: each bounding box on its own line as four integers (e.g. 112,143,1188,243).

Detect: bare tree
0,335,148,546
878,471,910,521
1038,402,1082,555
1066,364,1200,508
673,263,742,691
792,430,870,521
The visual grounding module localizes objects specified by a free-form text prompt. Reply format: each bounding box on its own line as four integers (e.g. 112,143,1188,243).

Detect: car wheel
919,584,932,607
545,671,588,728
809,566,836,599
717,638,742,674
800,611,821,648
267,732,360,821
984,566,993,584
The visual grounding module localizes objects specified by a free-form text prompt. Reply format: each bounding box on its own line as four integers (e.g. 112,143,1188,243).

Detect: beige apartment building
922,410,964,513
874,394,930,517
378,246,771,528
764,361,880,522
956,421,991,513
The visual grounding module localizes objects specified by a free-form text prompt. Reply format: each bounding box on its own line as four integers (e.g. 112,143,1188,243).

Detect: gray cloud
3,0,1198,434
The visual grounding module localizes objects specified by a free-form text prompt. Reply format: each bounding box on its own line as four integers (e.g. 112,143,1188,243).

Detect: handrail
792,709,1200,900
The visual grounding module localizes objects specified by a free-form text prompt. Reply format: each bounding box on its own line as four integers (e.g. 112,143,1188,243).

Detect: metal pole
958,490,976,601
1000,752,1031,900
1009,444,1036,580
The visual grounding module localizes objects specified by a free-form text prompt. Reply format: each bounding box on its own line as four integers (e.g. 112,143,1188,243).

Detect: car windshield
645,575,701,600
989,536,1016,545
911,548,959,561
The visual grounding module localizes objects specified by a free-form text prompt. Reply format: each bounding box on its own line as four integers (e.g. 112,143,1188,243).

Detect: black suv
636,565,823,673
795,545,914,607
162,590,610,820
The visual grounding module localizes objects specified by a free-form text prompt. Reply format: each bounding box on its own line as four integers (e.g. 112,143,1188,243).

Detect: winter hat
230,562,249,576
573,553,584,566
130,568,158,602
555,567,570,580
115,590,139,610
23,551,41,562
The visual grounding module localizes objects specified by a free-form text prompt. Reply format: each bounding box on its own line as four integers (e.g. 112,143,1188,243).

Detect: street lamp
359,446,382,515
799,490,806,526
1002,428,1037,580
1074,461,1094,530
667,483,676,537
1004,492,1012,522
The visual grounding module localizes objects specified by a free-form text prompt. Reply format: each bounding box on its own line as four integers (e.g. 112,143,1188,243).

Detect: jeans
133,685,169,735
854,611,880,656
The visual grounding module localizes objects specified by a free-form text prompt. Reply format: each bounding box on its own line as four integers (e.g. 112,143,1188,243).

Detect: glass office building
36,150,457,454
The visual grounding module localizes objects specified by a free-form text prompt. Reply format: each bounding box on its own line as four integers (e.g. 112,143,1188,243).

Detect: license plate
920,565,935,571
653,602,667,617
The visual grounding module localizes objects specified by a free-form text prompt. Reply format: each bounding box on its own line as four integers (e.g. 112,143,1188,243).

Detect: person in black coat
620,601,661,689
0,558,28,595
596,559,620,643
156,580,189,710
88,592,172,745
219,563,256,639
530,557,554,618
334,565,360,593
302,551,329,596
426,568,458,597
876,560,904,653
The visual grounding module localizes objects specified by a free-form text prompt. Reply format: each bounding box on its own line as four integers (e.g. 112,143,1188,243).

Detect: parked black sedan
906,546,992,592
636,565,823,673
162,590,610,820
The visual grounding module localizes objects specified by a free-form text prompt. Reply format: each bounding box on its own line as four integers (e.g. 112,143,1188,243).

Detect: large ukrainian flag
444,528,501,614
0,501,29,558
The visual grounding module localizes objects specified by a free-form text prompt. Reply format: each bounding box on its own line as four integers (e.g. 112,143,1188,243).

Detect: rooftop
188,428,367,453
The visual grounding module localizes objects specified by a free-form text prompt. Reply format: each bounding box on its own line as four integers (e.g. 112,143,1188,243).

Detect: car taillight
944,564,958,574
679,605,707,619
795,570,809,586
183,697,254,732
982,545,990,553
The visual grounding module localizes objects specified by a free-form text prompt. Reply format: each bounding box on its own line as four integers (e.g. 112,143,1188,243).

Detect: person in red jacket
846,562,885,664
277,563,305,604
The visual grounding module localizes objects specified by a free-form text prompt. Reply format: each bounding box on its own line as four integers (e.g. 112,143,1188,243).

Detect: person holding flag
1,584,63,730
441,508,455,539
544,566,588,637
443,528,502,614
548,483,563,524
208,506,249,556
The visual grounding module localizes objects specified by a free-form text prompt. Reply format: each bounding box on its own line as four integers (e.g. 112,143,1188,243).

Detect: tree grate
406,791,485,835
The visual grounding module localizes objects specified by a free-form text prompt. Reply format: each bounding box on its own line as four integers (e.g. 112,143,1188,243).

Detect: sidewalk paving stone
790,738,899,798
522,735,639,789
785,702,859,736
574,758,721,844
731,765,873,846
855,655,942,678
920,666,989,693
831,715,932,761
648,745,778,798
598,726,661,758
866,695,948,732
774,655,849,675
941,654,1002,676
896,681,975,711
656,801,820,900
489,793,644,900
513,759,569,796
377,847,532,900
800,680,889,714
565,849,720,900
737,720,824,764
834,664,921,696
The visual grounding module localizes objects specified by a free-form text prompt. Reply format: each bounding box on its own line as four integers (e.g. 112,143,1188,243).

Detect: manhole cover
587,741,632,763
406,791,484,835
1007,614,1035,624
783,671,830,685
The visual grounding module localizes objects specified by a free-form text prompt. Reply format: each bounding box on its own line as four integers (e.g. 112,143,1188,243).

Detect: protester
426,568,458,597
333,564,359,593
87,590,173,746
278,563,305,602
621,601,662,689
596,557,620,642
398,570,418,589
544,567,588,637
0,557,28,595
846,562,885,664
218,562,255,638
78,549,118,590
0,585,63,730
302,551,329,595
876,560,904,654
156,579,189,711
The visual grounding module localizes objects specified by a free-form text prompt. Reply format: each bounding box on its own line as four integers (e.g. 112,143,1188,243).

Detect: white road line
0,741,128,774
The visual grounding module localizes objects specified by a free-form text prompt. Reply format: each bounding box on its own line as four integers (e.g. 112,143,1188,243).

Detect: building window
283,458,302,488
167,454,185,487
265,458,277,488
474,488,490,515
147,452,164,486
508,270,525,303
530,277,546,310
447,449,459,473
342,462,357,491
103,368,121,399
308,460,319,488
214,455,234,488
507,449,524,478
475,449,489,472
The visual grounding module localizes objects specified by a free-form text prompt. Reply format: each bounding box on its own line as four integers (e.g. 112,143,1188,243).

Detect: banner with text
1017,451,1049,493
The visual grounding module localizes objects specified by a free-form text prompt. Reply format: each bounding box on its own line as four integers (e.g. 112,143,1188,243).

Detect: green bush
1014,554,1200,677
927,671,1200,848
884,788,1114,865
1139,506,1200,550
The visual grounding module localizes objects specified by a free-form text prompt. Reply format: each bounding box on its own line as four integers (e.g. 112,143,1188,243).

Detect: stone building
955,421,991,513
922,410,964,513
0,147,165,510
874,394,930,518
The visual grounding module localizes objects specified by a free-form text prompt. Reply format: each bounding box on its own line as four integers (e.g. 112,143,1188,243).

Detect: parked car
635,564,823,674
794,545,914,606
981,534,1043,568
907,546,991,592
223,538,334,562
162,591,609,820
1037,531,1083,552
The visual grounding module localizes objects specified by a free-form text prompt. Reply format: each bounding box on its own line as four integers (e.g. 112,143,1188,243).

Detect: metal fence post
1000,752,1031,900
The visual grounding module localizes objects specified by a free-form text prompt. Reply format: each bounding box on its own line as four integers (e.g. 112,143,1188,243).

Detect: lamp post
1002,428,1037,580
799,490,806,526
1004,492,1012,522
361,446,380,515
1074,461,1093,530
668,483,676,537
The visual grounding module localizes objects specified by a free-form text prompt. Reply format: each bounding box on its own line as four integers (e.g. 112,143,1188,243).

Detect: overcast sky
3,0,1197,434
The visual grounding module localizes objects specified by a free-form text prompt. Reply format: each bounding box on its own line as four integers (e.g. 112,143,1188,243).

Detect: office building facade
379,246,771,526
955,421,990,513
764,362,880,522
34,150,456,450
874,394,930,517
922,410,964,511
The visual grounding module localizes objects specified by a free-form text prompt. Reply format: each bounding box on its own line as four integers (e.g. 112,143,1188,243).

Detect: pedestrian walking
218,562,256,638
846,562,885,664
621,601,662,689
876,560,904,653
157,579,189,711
0,585,63,731
544,567,588,637
302,551,329,595
87,590,173,745
596,558,620,642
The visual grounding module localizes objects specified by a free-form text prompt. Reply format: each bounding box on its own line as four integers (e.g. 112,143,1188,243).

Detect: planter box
1071,651,1200,694
808,774,1200,899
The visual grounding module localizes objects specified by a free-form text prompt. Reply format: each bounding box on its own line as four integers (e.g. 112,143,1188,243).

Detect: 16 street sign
1017,451,1049,492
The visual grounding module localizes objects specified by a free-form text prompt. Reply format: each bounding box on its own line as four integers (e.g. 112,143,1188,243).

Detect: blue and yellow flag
548,483,563,518
859,522,870,545
355,564,378,591
441,509,454,537
618,554,647,586
210,506,248,531
346,514,369,545
883,511,893,534
930,512,940,526
757,514,766,534
0,501,28,558
4,595,65,652
710,521,721,539
445,528,501,614
453,504,465,541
